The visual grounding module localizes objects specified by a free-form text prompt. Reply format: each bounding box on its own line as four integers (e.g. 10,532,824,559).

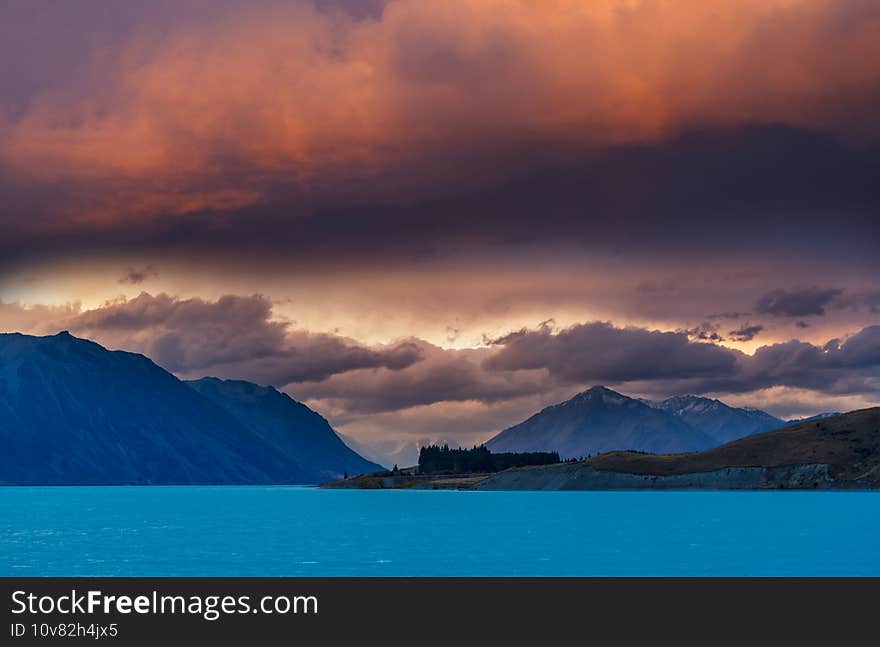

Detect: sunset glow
2,0,879,451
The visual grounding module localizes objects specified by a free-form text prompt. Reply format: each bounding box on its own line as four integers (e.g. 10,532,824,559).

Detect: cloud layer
4,294,878,416
1,2,878,443
2,0,880,229
485,322,737,383
755,287,844,317
39,292,423,382
485,320,880,399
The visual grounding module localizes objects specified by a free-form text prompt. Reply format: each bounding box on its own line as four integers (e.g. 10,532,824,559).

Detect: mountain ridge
187,377,381,480
485,386,789,458
485,386,717,458
0,332,377,484
650,394,784,444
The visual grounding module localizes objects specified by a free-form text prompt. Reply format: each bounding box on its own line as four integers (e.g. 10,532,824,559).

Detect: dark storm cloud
3,124,879,276
61,292,422,381
296,343,549,414
728,324,764,342
755,287,845,317
271,125,879,264
482,321,880,400
7,290,879,413
199,336,424,386
729,326,880,394
680,322,724,342
0,1,879,280
118,266,159,285
304,321,880,413
484,322,738,383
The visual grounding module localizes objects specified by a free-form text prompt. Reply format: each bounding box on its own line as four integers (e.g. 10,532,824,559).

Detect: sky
1,0,879,454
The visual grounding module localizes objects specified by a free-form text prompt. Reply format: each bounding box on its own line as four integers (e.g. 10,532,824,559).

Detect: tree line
418,444,561,475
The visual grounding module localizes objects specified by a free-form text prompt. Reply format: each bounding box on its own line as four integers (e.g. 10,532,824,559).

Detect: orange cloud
2,0,879,219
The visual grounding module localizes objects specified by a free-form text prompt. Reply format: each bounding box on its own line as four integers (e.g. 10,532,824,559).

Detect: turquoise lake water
1,487,878,576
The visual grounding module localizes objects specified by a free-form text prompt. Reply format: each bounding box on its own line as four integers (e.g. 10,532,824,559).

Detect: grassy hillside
587,407,880,485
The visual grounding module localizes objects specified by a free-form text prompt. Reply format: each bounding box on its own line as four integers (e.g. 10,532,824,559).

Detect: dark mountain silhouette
485,386,716,458
651,395,784,444
0,332,376,484
187,377,381,481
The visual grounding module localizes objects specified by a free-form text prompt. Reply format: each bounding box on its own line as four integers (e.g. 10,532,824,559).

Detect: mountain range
485,386,803,459
0,331,379,484
0,331,845,483
650,394,784,444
